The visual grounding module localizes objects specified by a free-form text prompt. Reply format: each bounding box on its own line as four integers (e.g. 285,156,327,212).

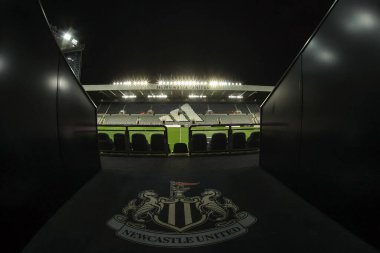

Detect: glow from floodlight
148,94,167,98
122,94,137,99
188,94,207,98
228,95,243,99
0,55,6,73
63,32,72,41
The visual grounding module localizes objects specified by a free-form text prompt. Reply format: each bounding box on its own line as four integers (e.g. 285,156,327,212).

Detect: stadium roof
83,81,273,103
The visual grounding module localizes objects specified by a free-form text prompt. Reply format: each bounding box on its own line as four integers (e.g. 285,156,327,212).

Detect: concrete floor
22,154,378,253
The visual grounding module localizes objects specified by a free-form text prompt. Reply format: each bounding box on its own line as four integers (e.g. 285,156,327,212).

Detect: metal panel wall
260,58,302,182
0,1,100,252
57,57,100,183
261,0,380,248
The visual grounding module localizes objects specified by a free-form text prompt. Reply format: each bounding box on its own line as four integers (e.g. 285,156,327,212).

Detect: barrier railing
97,123,259,156
97,125,169,156
189,124,260,155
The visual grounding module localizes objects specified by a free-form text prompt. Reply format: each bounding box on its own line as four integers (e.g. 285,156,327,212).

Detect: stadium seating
173,143,188,153
210,133,228,151
188,103,208,114
180,104,203,122
97,115,105,124
221,115,254,124
207,103,236,114
125,104,151,114
199,114,222,124
170,109,189,122
131,133,148,152
98,103,259,115
158,114,173,122
98,133,114,151
96,103,261,125
108,103,125,114
103,114,128,125
247,132,260,148
114,133,128,151
126,115,140,124
232,132,246,149
138,115,162,125
152,104,181,114
150,134,168,153
97,103,111,114
190,134,207,152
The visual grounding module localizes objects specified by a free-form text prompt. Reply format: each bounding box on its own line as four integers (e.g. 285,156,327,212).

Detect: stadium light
71,38,78,45
122,95,137,99
112,80,148,86
63,32,72,41
155,79,243,87
228,95,243,99
148,94,167,98
188,94,207,98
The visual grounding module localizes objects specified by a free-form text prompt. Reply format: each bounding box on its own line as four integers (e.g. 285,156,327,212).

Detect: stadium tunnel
0,0,379,252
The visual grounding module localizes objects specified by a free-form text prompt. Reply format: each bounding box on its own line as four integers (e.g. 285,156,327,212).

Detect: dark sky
42,0,334,85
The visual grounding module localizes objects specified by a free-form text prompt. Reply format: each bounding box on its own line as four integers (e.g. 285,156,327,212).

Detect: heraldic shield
108,181,257,248
153,182,207,232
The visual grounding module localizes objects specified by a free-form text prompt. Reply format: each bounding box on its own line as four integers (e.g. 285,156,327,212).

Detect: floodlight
63,32,72,41
229,95,243,99
148,94,167,98
71,39,78,45
189,94,207,98
122,95,137,99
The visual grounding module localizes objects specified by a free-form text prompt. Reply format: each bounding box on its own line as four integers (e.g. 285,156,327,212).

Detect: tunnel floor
22,154,377,253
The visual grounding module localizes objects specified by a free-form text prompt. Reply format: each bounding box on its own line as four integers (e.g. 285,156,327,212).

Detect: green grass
97,125,260,152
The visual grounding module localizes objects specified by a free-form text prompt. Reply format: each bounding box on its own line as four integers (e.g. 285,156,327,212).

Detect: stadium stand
206,103,236,114
170,109,189,122
97,115,105,124
199,114,223,124
152,104,182,114
158,114,174,122
136,115,162,125
96,103,260,125
221,114,255,124
97,103,111,114
125,103,151,114
126,115,140,124
103,114,128,125
246,104,261,123
180,103,203,122
188,103,208,114
97,103,259,115
108,103,125,114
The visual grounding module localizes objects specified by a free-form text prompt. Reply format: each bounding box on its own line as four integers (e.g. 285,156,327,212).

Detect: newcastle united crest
108,181,257,247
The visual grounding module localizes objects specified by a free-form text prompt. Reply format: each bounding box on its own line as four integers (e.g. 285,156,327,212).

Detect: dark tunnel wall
260,59,302,181
261,0,380,248
0,1,100,252
57,57,100,180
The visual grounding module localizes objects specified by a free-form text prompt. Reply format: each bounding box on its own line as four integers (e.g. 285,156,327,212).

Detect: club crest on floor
108,181,257,247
